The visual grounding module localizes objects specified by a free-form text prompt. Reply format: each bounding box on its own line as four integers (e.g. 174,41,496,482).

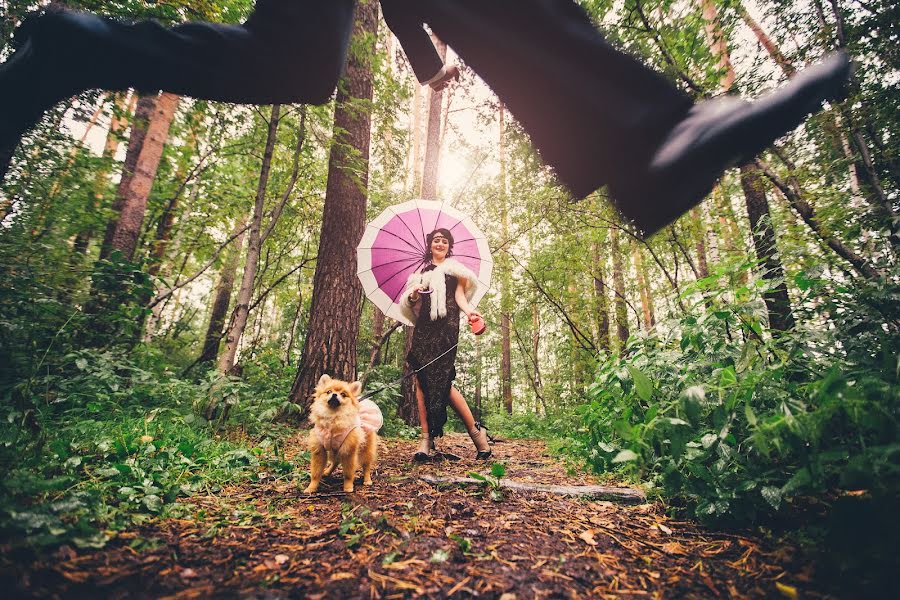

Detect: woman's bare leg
449,386,491,456
448,386,476,430
414,376,432,457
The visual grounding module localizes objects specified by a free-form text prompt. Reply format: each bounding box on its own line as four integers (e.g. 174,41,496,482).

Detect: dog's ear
317,374,332,388
349,381,363,397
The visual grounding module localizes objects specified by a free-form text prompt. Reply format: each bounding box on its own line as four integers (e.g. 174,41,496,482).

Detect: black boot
611,51,852,238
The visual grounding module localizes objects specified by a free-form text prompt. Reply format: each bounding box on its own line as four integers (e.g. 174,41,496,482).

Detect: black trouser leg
15,0,357,105
409,0,693,198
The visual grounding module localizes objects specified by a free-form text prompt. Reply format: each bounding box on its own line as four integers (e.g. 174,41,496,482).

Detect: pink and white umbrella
357,199,493,326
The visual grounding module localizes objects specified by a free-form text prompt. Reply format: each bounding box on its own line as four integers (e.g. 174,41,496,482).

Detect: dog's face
314,374,363,412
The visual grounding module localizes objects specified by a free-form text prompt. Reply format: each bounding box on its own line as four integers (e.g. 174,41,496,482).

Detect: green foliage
0,347,305,553
570,261,898,528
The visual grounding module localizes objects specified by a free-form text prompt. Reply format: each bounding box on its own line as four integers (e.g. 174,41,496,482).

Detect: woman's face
430,234,450,259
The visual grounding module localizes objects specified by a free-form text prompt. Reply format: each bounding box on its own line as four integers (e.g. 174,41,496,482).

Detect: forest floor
5,434,829,599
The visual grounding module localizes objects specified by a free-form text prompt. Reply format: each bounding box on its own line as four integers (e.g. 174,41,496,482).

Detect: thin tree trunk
284,272,304,365
691,207,711,278
757,159,882,279
74,92,132,256
739,164,796,332
631,240,655,330
218,104,281,373
499,104,513,414
288,2,378,414
592,240,611,352
610,228,629,347
197,217,248,368
148,129,198,277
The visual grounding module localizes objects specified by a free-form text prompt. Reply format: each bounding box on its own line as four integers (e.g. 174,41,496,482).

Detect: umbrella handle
418,288,433,295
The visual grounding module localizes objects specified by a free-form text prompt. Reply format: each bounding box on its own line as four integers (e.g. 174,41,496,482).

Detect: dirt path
7,435,824,599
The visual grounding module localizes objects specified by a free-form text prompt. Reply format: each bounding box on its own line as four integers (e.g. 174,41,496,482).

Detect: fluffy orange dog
305,374,381,494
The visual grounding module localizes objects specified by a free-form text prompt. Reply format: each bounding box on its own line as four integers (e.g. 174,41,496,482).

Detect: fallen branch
419,475,646,504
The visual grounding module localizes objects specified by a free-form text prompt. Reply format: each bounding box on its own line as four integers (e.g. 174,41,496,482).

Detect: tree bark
218,105,281,373
739,164,796,332
610,228,629,347
99,94,156,260
420,34,448,199
288,2,378,414
498,104,513,414
196,217,248,368
631,240,656,330
592,240,611,352
99,92,180,261
74,92,133,256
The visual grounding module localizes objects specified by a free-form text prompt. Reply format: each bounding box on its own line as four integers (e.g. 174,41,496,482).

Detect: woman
399,228,491,461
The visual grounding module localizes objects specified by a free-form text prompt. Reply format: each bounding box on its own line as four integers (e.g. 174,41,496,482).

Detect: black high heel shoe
469,422,492,460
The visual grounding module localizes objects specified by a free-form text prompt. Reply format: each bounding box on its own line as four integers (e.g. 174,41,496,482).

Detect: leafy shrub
572,262,899,527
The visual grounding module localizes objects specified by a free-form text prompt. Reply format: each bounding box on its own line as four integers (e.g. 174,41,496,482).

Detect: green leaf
761,486,782,510
430,549,450,563
490,462,506,478
612,449,638,463
75,357,88,370
744,403,758,427
628,366,654,401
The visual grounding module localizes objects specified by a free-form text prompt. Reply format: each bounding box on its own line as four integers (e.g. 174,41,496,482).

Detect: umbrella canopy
357,199,493,326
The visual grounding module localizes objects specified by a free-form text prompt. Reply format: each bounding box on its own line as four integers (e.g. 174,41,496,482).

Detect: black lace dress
408,265,460,438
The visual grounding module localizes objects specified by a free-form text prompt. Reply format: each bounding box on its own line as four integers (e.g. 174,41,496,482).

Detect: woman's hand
466,310,483,321
410,283,425,302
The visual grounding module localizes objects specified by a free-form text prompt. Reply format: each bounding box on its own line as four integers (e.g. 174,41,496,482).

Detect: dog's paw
343,483,355,493
304,483,318,494
363,478,373,486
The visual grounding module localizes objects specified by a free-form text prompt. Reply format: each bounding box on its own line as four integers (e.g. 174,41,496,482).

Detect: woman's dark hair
426,228,454,259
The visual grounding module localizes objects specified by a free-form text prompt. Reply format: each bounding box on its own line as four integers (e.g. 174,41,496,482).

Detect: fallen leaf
275,554,289,565
179,568,198,579
330,572,356,581
775,581,798,600
579,530,598,546
658,523,673,535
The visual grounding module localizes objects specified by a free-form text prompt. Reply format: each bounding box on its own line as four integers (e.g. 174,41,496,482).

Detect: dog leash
358,342,459,402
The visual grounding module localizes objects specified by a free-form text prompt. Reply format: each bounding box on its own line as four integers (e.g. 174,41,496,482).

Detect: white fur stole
399,258,478,323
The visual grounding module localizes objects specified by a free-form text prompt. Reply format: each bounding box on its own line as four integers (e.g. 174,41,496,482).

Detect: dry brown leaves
3,434,830,599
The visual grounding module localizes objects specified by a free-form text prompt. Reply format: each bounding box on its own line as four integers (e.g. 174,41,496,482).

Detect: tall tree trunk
408,83,424,192
148,128,198,277
218,105,281,373
740,164,796,332
610,228,629,347
691,207,711,278
74,93,133,256
531,301,543,403
592,240,611,352
498,104,513,414
288,2,378,413
399,34,449,423
99,92,180,261
420,34,448,199
699,0,737,89
741,2,894,250
196,217,248,368
701,0,794,330
631,240,656,330
99,94,156,260
284,272,304,365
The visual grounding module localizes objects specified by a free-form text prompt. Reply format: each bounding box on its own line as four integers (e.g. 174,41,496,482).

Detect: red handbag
468,314,486,335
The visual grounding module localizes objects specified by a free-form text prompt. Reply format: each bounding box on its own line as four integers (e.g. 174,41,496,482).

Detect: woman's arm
455,284,481,319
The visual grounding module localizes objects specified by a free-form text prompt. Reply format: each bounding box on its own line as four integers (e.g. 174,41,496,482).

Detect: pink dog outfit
315,399,384,452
